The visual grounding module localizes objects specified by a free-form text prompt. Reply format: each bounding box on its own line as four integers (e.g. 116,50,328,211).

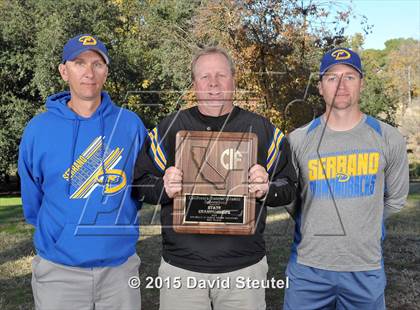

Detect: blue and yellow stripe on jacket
266,127,285,173
148,127,167,172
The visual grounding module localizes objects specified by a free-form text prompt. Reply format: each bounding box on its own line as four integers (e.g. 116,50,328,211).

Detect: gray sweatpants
31,254,141,310
158,256,268,310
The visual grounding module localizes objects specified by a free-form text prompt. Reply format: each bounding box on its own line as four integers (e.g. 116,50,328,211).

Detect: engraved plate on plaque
173,131,257,235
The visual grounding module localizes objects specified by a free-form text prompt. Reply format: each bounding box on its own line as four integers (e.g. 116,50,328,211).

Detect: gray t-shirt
288,114,409,271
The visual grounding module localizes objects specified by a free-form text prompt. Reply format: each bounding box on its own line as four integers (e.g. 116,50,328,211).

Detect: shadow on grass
0,204,24,224
0,274,33,310
137,234,162,310
136,206,295,310
1,192,418,310
383,195,420,310
0,238,34,265
137,193,420,310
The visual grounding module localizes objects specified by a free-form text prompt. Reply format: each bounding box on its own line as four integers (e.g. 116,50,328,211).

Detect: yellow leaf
141,79,150,89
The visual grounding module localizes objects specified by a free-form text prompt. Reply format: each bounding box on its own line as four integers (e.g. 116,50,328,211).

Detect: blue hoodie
18,91,147,267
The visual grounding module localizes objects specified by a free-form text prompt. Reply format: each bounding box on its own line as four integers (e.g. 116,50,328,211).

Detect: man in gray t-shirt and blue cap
284,47,409,309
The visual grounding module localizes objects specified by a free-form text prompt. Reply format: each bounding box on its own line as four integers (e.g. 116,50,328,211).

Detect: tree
0,0,41,182
122,0,201,128
190,0,367,130
359,38,420,125
0,0,383,185
359,60,398,126
0,0,201,184
0,0,147,182
385,39,420,111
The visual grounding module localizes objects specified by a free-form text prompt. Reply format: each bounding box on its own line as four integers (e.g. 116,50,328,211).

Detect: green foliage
0,0,197,181
349,33,365,50
0,0,407,183
358,37,420,125
121,0,200,128
192,0,358,130
0,95,39,181
0,1,40,181
360,51,398,126
32,0,123,98
384,38,418,53
409,162,420,180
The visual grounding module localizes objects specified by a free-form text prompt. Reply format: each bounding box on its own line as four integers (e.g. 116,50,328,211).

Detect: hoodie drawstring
99,110,107,202
68,119,80,196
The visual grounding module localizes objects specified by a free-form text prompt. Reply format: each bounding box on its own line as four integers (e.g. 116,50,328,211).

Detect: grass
0,186,419,310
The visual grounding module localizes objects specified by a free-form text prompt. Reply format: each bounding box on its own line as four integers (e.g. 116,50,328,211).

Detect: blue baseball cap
62,34,109,64
320,47,362,78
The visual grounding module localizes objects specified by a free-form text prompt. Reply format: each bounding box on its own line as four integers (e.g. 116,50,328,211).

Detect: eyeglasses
72,60,107,71
323,74,359,83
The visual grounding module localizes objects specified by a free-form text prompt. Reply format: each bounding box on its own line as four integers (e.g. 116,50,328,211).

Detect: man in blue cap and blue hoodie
284,47,409,309
18,34,147,309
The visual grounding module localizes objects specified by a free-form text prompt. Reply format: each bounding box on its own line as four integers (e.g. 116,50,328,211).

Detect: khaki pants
31,254,141,310
158,256,268,310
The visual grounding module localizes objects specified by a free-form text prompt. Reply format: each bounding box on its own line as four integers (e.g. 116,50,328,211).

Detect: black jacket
133,106,297,273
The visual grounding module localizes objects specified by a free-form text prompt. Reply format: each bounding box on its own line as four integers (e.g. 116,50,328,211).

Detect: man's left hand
248,164,269,199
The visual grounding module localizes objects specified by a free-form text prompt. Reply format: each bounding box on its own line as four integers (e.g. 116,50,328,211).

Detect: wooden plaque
173,130,257,235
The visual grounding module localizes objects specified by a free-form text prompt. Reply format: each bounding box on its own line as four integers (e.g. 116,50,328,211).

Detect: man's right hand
163,166,183,198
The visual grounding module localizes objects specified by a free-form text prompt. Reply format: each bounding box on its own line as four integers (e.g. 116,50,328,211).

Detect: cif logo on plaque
174,131,257,235
221,148,242,170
